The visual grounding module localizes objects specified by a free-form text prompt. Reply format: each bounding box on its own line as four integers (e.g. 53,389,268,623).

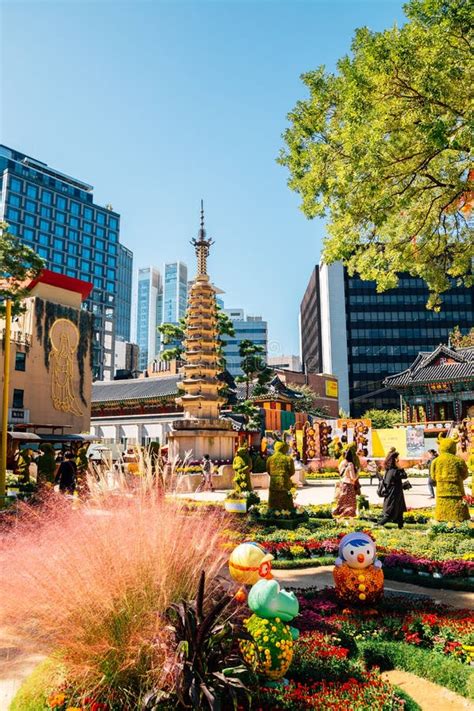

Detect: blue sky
1,0,406,355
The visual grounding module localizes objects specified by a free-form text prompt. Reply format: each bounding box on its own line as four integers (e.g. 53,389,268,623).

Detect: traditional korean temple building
384,344,474,423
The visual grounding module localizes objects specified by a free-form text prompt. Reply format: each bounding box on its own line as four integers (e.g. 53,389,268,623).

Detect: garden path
0,629,45,710
173,478,437,510
276,565,474,609
382,670,473,710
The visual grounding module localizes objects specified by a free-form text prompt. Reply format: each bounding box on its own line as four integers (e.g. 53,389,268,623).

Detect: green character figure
266,442,295,512
232,444,253,493
431,435,469,522
240,577,299,682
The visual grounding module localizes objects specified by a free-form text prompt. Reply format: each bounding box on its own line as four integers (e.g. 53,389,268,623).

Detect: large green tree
280,0,473,308
236,339,273,398
362,408,402,429
0,222,44,315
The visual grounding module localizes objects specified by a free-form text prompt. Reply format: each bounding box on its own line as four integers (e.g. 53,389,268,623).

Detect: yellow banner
295,429,304,456
372,428,407,458
325,380,338,398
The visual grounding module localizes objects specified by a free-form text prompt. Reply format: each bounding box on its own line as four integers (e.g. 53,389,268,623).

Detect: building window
82,247,91,259
108,244,117,255
96,226,104,237
12,389,24,408
10,177,22,193
67,256,77,268
81,260,90,273
84,207,93,220
15,352,26,371
38,247,49,259
96,238,104,251
56,196,66,210
107,256,116,267
9,194,21,207
7,207,19,221
83,235,92,246
94,265,104,276
69,216,79,228
52,251,63,265
68,243,78,255
56,211,66,224
70,201,80,215
24,214,35,227
109,217,118,229
106,281,114,293
23,228,35,241
39,233,49,245
41,190,52,205
40,206,52,218
39,219,51,231
25,199,37,213
53,238,64,250
26,185,38,199
97,212,105,225
96,251,104,263
84,222,92,233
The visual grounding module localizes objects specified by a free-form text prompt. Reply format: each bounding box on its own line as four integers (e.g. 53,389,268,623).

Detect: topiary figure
431,434,469,522
266,442,295,512
239,578,299,682
37,443,57,483
232,444,253,493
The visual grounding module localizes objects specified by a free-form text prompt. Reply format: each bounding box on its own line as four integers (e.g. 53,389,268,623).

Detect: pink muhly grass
0,492,229,701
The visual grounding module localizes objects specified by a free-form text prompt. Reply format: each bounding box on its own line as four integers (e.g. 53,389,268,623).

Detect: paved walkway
383,670,473,710
173,478,437,510
275,565,474,609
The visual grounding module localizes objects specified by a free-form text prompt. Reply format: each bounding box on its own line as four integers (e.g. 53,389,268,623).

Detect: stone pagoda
167,203,237,461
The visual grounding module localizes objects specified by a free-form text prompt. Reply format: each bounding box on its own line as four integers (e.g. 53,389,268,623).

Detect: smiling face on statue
340,536,376,569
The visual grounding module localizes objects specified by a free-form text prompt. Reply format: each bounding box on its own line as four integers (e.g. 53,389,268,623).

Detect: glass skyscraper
0,144,133,380
300,261,473,415
221,309,268,377
135,262,188,370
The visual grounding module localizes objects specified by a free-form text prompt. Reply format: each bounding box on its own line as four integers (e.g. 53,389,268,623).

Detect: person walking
377,450,409,529
426,449,438,499
55,451,77,495
197,454,214,492
333,447,359,518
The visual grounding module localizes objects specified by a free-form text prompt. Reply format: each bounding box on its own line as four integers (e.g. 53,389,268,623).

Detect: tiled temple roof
384,344,474,389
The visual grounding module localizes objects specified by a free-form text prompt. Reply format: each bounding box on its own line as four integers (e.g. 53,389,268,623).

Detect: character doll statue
333,532,384,604
229,543,299,684
431,434,470,522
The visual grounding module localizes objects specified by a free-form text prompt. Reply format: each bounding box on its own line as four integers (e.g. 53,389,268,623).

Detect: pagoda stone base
167,427,237,462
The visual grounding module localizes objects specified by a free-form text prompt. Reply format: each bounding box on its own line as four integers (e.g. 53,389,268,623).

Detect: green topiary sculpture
431,435,469,522
232,444,253,493
37,443,57,483
266,442,295,512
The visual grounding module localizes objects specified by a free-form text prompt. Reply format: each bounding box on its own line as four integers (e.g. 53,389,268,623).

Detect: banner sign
406,425,425,457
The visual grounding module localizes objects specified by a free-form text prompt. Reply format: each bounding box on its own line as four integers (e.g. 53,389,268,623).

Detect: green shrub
11,658,63,711
359,641,474,699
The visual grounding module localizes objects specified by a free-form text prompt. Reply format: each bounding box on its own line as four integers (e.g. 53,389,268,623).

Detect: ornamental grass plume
0,487,228,704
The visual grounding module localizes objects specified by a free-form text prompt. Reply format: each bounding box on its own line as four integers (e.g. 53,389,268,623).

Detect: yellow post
0,298,12,503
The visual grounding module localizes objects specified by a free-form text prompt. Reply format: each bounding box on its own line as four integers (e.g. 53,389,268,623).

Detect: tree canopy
449,325,474,347
279,0,473,308
0,222,44,315
362,408,402,429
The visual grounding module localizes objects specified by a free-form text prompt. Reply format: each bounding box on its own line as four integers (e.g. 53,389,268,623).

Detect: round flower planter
224,500,247,514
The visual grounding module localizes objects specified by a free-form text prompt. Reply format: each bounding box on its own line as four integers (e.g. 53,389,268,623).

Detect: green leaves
280,0,473,305
0,222,44,315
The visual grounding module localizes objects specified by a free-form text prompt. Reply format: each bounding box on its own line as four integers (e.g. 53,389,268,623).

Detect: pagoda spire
191,200,214,277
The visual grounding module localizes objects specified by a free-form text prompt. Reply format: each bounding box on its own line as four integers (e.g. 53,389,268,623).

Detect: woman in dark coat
377,450,408,528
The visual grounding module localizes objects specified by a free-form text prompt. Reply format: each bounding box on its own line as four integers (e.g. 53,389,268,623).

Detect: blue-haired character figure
333,532,384,604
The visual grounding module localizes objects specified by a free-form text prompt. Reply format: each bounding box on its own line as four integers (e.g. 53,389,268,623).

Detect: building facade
0,144,132,381
300,261,474,416
135,262,189,370
221,309,268,377
268,355,302,372
300,266,322,374
136,267,161,370
114,339,139,378
0,269,93,433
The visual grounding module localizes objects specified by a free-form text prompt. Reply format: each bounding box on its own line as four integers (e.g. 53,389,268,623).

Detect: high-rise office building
221,309,268,377
300,262,474,416
116,244,133,341
135,262,188,370
0,144,133,380
137,267,161,370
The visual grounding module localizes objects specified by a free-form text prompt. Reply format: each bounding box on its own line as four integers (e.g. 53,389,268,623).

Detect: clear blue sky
1,0,406,355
